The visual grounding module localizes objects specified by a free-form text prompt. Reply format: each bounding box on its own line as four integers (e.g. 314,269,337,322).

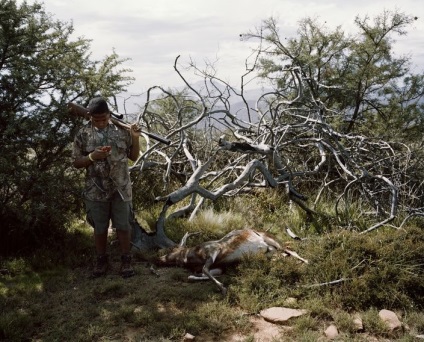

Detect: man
72,97,140,278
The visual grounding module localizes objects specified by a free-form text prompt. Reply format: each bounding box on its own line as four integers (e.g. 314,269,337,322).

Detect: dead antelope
156,228,308,295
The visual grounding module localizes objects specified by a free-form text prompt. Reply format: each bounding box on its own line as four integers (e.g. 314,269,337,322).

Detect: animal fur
156,228,308,295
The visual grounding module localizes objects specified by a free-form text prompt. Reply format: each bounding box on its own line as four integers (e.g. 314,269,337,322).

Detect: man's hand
130,123,141,138
128,124,141,161
91,146,112,160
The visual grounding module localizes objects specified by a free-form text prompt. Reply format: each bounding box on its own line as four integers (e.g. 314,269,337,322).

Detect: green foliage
303,227,424,311
253,11,424,137
0,0,133,255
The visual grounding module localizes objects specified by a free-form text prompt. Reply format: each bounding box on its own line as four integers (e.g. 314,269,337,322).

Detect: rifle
67,102,171,145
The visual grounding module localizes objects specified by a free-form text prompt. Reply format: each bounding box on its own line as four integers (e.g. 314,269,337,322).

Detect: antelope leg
188,268,223,281
283,248,309,264
202,257,227,295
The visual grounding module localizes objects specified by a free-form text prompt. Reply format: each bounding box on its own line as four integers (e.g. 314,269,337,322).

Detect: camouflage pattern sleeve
73,130,84,160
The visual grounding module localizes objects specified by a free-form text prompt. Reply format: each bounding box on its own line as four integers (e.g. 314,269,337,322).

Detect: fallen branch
303,278,351,288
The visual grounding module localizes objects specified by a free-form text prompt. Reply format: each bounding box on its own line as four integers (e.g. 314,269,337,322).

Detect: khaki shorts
84,193,131,235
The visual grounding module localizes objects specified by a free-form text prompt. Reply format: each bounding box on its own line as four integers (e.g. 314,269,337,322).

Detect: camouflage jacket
73,121,133,202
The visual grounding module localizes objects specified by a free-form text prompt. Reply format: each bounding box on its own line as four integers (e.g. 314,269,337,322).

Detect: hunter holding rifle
72,96,140,278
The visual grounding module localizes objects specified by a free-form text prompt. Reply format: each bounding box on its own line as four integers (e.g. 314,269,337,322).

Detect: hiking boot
120,254,135,278
92,254,108,277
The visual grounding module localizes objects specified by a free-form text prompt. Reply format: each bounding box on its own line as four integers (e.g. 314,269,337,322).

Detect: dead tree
125,55,422,251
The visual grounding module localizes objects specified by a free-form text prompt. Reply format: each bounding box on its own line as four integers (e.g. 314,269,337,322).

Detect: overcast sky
29,0,424,109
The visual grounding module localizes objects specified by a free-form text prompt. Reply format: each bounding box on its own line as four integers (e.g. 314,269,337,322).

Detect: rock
260,307,307,323
250,316,283,342
379,309,402,331
283,297,298,306
133,306,143,314
324,324,339,339
353,313,363,331
183,333,195,340
224,316,293,342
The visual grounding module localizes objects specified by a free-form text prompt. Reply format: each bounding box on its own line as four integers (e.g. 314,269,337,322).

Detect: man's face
90,112,110,129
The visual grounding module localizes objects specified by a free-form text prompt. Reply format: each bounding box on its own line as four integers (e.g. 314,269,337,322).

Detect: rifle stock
67,102,171,145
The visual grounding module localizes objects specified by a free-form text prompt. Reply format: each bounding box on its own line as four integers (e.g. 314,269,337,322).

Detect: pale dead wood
124,53,422,251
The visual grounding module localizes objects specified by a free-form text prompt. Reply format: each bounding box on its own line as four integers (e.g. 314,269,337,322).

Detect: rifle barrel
67,102,171,145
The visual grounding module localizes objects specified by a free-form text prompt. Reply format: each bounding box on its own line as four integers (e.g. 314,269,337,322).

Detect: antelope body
157,228,308,295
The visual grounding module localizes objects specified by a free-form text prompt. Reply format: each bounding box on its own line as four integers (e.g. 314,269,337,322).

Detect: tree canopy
245,12,424,138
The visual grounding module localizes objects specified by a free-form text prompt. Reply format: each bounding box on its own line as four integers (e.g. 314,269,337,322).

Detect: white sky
29,0,424,109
